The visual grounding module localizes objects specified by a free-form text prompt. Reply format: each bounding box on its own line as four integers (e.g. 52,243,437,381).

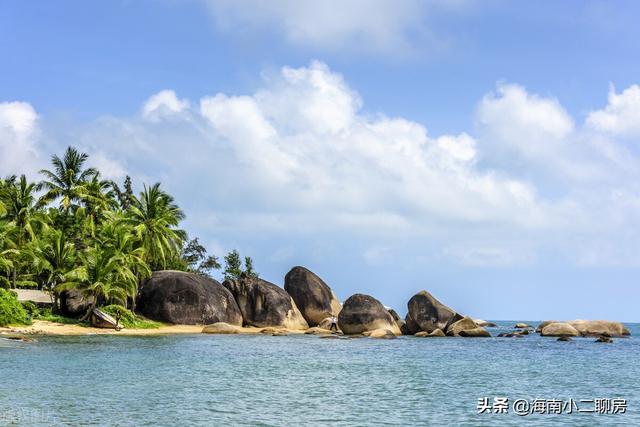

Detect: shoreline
0,320,308,337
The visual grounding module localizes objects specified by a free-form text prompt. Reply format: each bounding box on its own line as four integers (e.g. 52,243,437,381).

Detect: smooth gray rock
137,270,242,325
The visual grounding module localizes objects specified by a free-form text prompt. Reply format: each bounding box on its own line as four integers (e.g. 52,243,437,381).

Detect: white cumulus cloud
0,101,41,177
587,84,640,136
8,62,640,268
142,89,190,121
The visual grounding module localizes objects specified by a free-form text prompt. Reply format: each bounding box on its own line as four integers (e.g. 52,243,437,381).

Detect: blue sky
2,0,640,321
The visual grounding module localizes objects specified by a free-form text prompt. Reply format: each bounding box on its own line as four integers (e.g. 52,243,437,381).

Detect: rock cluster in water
62,265,630,341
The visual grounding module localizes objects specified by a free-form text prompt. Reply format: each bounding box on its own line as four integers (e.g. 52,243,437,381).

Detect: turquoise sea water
1,321,638,426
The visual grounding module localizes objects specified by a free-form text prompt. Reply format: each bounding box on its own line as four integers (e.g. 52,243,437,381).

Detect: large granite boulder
402,313,420,335
446,316,479,336
407,290,463,333
536,320,558,333
537,319,630,337
202,322,243,334
59,290,95,318
137,270,242,325
540,322,580,337
566,320,630,337
284,266,342,327
459,327,491,337
338,294,401,335
223,276,308,330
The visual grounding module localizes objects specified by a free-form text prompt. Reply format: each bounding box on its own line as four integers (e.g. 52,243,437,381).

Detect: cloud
204,0,464,56
587,84,640,136
0,101,42,177
142,90,190,121
7,62,640,268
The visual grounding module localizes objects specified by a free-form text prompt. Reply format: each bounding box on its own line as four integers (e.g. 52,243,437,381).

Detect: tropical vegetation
0,146,258,326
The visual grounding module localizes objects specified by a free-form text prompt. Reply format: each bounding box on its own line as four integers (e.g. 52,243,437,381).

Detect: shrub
0,289,31,326
101,305,162,329
21,300,39,317
35,307,85,325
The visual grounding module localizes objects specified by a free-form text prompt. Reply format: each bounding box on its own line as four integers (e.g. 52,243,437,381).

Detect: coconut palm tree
0,221,17,287
122,183,186,271
56,244,145,320
27,229,76,304
0,175,48,287
39,146,98,211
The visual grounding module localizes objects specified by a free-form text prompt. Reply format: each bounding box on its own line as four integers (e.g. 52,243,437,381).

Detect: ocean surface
1,321,638,426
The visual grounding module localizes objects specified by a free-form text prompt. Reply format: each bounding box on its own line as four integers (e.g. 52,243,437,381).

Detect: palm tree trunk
80,301,97,322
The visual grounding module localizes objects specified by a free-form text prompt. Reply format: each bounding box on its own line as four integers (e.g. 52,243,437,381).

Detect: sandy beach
0,320,311,337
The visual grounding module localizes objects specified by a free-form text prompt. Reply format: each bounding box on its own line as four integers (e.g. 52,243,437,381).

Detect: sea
1,321,638,426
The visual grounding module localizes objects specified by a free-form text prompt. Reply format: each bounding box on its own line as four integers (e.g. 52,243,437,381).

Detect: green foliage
223,250,259,281
1,146,258,322
35,307,86,325
101,305,161,329
39,146,98,212
122,183,186,271
0,289,31,326
181,237,221,278
21,300,38,316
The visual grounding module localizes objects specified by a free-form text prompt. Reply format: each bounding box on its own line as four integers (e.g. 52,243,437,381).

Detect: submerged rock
365,328,397,339
415,328,446,337
458,327,491,337
138,271,243,325
406,290,463,333
338,294,401,335
595,335,613,343
540,322,580,337
284,266,342,327
304,327,337,335
223,276,308,330
557,336,572,342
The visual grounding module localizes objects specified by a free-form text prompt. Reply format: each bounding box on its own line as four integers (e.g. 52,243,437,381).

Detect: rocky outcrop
537,319,630,337
536,320,558,333
338,294,401,335
284,267,342,327
59,290,95,318
446,316,478,336
514,323,530,329
223,276,308,330
566,320,630,337
406,290,463,333
402,313,420,335
540,322,580,337
137,270,242,325
388,308,406,332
